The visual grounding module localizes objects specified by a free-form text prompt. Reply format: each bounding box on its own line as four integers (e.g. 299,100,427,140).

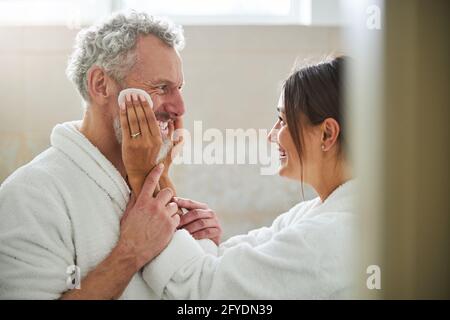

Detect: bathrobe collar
50,120,130,211
301,180,356,220
317,179,356,213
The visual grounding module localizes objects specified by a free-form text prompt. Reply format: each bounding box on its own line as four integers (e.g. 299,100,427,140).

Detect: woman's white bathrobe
141,180,357,299
0,121,160,299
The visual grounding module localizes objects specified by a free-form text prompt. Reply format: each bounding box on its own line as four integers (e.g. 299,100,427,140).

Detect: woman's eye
278,116,285,126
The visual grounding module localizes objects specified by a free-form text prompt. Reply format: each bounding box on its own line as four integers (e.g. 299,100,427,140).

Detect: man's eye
157,85,167,92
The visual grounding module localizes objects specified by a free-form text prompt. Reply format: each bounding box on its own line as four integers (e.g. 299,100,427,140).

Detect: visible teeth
158,121,168,130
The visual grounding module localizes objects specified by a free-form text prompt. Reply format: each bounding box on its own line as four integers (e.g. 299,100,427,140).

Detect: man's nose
165,90,185,118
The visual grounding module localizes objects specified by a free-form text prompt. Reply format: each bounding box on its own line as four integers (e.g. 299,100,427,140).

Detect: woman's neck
313,159,352,202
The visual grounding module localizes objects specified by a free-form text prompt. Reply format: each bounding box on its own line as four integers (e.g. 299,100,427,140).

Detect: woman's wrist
159,174,176,195
127,175,145,195
159,174,170,187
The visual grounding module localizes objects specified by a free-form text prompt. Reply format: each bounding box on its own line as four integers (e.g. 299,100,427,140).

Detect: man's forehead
133,37,184,85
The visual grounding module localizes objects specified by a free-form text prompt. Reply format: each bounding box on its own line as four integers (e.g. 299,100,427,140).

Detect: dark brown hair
283,56,346,185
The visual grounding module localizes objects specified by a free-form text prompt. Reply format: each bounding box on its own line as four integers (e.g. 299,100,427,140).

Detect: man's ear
86,66,116,105
321,118,340,152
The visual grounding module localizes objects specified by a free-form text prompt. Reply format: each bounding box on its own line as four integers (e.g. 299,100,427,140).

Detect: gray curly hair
66,10,185,103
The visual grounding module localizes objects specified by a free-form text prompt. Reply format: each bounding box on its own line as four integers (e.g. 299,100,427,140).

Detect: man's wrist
112,240,140,275
60,241,138,299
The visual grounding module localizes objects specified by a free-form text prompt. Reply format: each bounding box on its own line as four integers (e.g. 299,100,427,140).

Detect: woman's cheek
278,126,288,145
280,127,293,153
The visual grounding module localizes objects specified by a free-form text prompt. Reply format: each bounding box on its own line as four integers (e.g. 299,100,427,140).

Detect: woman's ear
320,118,340,152
86,66,113,105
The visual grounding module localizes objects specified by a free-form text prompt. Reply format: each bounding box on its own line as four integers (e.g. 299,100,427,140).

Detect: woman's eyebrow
277,106,285,112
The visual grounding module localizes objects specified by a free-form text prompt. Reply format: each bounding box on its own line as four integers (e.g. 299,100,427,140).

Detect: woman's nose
267,125,278,143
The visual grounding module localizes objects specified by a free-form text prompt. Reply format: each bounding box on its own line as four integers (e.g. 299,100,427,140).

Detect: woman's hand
120,93,162,196
174,197,222,246
161,117,184,178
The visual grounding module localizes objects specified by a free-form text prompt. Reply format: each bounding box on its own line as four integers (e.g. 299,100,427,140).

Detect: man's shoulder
0,147,76,232
1,146,68,192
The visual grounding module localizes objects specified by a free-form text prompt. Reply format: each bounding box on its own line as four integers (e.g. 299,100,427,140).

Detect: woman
120,56,356,299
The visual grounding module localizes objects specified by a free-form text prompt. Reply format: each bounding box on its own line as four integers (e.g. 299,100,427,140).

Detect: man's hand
174,197,222,246
61,164,180,300
119,163,180,270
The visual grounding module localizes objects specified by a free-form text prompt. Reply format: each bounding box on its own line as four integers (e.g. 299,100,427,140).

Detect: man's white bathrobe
141,180,357,299
0,121,160,299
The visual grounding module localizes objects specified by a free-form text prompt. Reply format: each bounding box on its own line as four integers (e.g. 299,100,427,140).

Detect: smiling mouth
278,146,287,160
157,120,170,137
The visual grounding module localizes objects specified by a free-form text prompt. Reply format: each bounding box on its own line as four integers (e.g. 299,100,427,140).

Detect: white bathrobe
142,180,357,299
0,121,161,299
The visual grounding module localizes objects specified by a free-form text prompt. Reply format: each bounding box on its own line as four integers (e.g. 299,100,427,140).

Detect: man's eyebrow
143,79,169,86
143,79,184,87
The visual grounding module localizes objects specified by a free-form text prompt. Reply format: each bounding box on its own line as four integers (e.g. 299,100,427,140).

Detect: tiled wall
0,25,343,239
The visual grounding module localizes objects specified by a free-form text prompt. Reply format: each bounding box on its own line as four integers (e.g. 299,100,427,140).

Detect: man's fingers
173,197,208,210
166,201,179,216
120,193,136,226
153,182,161,198
178,209,214,227
171,214,181,229
181,218,218,235
156,187,174,205
140,164,164,199
127,193,137,208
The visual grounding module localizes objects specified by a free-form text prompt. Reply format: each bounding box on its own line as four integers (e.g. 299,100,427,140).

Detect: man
0,11,220,299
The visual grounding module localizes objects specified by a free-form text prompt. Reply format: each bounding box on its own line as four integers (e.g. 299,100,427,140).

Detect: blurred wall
381,0,450,299
346,0,450,299
0,25,343,239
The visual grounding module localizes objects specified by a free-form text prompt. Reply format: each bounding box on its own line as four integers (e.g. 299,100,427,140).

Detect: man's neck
79,106,126,179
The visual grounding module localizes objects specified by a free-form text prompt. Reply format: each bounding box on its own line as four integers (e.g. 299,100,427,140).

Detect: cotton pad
117,88,153,108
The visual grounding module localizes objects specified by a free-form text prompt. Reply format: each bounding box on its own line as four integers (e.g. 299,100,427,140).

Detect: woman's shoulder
272,197,322,230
